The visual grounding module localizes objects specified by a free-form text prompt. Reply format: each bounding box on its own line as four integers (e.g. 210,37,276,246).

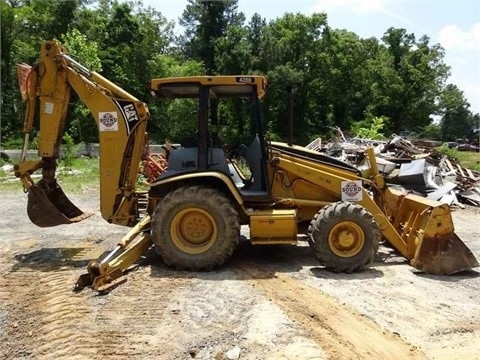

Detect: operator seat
242,135,263,192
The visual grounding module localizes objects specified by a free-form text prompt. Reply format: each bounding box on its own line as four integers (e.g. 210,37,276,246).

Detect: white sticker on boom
44,102,54,114
341,180,363,201
99,112,118,131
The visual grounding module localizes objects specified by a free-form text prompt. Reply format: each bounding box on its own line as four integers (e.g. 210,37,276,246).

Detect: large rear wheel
152,186,239,270
308,202,380,273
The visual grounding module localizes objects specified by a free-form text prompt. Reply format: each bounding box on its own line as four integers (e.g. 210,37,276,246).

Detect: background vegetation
1,0,479,148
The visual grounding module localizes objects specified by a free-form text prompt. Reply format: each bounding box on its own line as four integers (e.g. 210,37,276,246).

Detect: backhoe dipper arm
15,40,151,227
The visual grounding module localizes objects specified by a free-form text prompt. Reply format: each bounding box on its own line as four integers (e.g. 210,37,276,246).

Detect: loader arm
14,40,150,227
270,148,478,274
271,152,409,257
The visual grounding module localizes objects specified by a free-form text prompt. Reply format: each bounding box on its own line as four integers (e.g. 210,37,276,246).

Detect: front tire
308,202,380,273
152,186,239,271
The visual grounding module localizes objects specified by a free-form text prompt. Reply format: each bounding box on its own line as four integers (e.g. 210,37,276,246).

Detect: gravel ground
0,190,479,360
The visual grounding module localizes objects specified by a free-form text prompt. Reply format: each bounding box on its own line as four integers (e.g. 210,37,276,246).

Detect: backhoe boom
15,40,150,227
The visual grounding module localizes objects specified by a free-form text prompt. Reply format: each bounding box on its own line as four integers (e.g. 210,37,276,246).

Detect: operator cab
150,76,269,198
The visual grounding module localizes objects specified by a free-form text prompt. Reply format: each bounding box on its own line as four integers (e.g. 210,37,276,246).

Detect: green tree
0,0,17,144
246,13,266,72
126,3,175,101
179,0,243,74
310,28,381,135
439,84,473,141
146,54,204,143
1,0,85,142
1,0,475,149
351,115,386,140
71,0,177,142
61,29,103,144
378,28,449,134
259,13,328,143
61,29,102,71
421,123,442,140
214,20,258,142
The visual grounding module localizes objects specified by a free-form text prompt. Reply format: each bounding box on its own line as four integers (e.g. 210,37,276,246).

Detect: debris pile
308,132,480,208
431,151,480,207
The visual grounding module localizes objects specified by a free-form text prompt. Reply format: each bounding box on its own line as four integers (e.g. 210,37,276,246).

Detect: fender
149,171,244,206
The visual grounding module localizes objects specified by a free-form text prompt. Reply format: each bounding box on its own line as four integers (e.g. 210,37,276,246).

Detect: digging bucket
388,189,478,274
27,179,92,227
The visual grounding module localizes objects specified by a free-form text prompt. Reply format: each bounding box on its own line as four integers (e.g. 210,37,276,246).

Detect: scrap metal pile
307,131,480,208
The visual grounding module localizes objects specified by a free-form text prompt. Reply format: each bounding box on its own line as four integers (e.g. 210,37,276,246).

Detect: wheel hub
171,208,217,254
328,221,365,257
180,211,213,244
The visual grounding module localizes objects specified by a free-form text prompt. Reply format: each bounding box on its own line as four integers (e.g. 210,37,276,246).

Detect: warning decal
99,112,118,131
341,180,363,201
44,102,54,114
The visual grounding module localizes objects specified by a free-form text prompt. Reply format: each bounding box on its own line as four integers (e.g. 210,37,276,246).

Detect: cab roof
150,75,266,99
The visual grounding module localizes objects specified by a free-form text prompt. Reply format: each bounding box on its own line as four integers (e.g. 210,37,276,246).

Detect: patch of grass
436,145,480,171
0,157,102,194
0,158,12,167
56,157,100,193
0,162,19,192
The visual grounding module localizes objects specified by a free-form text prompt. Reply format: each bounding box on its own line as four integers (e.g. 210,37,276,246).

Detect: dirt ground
0,190,479,360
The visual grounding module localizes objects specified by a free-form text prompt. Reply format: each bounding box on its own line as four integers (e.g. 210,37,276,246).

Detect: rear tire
308,202,380,273
152,186,239,271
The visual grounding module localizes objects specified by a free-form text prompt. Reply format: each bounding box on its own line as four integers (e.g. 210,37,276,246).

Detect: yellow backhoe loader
14,40,478,291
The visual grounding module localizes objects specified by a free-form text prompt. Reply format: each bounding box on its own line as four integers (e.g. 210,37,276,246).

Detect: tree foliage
61,28,103,143
351,115,387,140
0,0,477,148
179,0,243,74
439,84,474,141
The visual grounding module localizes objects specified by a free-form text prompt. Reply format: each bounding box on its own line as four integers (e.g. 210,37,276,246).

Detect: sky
141,0,480,114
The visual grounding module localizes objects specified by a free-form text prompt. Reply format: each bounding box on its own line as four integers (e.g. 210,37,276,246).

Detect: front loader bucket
27,180,92,227
411,232,478,274
387,189,478,275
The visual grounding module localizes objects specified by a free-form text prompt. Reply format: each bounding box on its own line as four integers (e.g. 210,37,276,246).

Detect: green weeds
436,145,480,171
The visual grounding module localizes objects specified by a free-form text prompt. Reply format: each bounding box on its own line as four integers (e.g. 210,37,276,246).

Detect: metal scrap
312,131,480,208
